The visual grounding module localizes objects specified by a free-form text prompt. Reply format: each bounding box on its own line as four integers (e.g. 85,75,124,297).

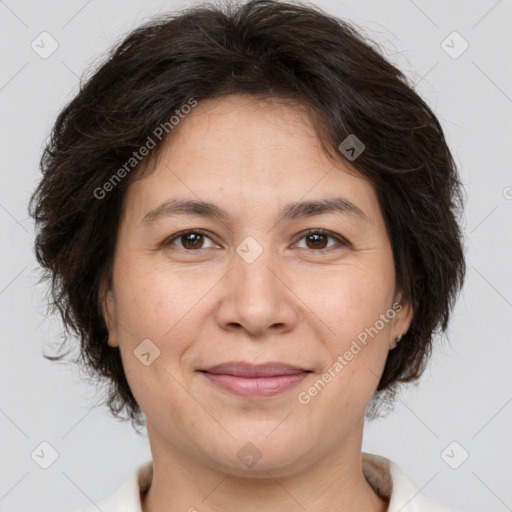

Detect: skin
102,94,413,512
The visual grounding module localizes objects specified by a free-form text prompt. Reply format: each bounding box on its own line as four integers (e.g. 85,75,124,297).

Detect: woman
29,1,466,510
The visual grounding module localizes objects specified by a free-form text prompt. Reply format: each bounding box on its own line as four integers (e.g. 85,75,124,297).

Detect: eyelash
163,228,349,254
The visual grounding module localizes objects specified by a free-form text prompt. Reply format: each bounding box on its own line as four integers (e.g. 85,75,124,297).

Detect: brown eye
181,232,204,249
166,230,217,251
305,233,329,250
294,229,347,252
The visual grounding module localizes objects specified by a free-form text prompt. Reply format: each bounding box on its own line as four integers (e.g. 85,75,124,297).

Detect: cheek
300,266,394,404
114,263,201,335
296,272,392,419
114,274,194,420
302,261,394,335
112,265,215,391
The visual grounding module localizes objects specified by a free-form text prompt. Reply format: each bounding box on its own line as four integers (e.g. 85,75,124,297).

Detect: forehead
121,94,381,227
165,94,336,169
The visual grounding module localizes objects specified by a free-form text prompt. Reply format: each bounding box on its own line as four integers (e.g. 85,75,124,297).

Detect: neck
141,424,388,512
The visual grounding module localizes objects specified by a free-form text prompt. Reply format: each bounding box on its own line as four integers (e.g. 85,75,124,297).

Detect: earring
395,333,403,344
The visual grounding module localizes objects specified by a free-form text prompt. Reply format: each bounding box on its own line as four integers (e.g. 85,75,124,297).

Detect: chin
204,431,314,477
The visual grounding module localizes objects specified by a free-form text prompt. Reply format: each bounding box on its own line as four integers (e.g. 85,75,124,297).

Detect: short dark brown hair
29,0,466,428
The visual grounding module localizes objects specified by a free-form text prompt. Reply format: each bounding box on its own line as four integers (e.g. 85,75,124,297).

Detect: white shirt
76,452,458,511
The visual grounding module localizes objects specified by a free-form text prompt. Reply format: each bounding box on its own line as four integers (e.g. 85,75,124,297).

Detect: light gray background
1,0,511,511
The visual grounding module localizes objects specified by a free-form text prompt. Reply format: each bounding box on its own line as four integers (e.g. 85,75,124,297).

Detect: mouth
198,361,313,399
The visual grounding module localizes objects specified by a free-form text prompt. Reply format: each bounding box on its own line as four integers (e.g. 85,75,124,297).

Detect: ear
99,281,119,348
389,292,413,350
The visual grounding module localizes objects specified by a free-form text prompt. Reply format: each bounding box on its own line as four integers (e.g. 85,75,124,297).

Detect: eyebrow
141,196,368,226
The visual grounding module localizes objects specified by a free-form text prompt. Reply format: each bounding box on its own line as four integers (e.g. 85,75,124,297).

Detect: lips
200,362,311,378
199,362,312,399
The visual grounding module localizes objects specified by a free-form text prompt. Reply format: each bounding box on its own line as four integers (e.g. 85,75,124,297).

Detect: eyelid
164,228,350,252
164,228,219,250
292,228,350,252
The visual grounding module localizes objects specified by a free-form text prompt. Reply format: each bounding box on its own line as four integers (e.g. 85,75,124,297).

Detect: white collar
80,452,456,511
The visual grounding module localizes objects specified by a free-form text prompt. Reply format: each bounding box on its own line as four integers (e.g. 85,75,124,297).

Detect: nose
215,247,299,338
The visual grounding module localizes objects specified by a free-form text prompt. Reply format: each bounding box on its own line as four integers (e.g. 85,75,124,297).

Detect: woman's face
103,94,412,475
